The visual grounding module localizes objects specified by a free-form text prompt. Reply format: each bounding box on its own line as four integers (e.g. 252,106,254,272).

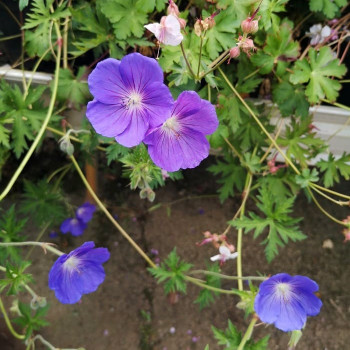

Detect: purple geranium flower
254,273,322,332
86,53,174,147
48,241,110,304
60,217,87,237
76,202,96,223
143,91,218,172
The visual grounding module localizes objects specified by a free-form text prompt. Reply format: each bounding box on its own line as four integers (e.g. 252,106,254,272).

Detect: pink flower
210,245,238,265
144,15,183,46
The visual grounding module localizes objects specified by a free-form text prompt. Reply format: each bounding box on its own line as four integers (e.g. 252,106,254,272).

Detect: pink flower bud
203,16,215,30
177,17,187,29
241,18,259,34
167,0,180,17
229,46,240,59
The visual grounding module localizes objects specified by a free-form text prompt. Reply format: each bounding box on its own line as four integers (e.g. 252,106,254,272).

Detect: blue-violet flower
86,53,174,147
60,217,87,237
76,202,96,223
143,91,218,171
254,273,322,332
48,241,110,304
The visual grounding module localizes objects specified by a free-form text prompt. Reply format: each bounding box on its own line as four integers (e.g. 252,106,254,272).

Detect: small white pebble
169,327,176,334
322,239,334,249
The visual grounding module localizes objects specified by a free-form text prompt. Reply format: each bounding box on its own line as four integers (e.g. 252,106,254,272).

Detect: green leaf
194,263,221,310
148,248,192,295
0,206,27,264
0,262,33,295
56,67,91,108
202,10,236,60
273,81,309,118
231,184,306,262
14,302,49,339
106,143,130,165
317,153,350,188
99,0,148,40
295,168,319,188
20,179,67,226
278,116,326,167
208,155,246,202
290,46,347,103
259,0,289,31
19,0,29,11
251,19,299,75
309,0,347,19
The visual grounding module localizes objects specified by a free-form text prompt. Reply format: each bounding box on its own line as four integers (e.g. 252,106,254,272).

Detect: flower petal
70,219,87,237
144,23,162,38
60,218,74,234
290,275,319,293
88,58,128,104
254,291,281,324
86,100,131,138
143,82,174,128
119,53,164,92
172,91,201,118
114,109,150,147
163,15,183,46
274,298,307,332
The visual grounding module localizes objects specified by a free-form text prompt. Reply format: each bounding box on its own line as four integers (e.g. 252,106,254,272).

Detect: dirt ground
1,154,349,350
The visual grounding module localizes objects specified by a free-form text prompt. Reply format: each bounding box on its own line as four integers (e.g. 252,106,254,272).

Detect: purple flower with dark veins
144,91,218,171
48,241,110,304
76,202,96,223
254,273,322,332
60,217,87,237
86,53,174,147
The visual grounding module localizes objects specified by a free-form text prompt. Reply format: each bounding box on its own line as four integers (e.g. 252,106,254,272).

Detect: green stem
307,187,347,226
25,222,51,260
0,35,62,201
180,42,196,79
185,275,241,295
0,297,25,340
310,186,349,206
0,241,64,256
237,317,258,350
197,36,204,78
237,173,252,291
188,270,266,281
70,155,157,268
217,67,301,175
23,46,52,100
339,79,350,83
310,183,350,200
201,53,230,78
321,98,350,111
0,33,22,42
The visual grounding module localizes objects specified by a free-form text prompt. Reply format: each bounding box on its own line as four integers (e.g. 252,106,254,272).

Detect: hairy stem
237,316,258,350
0,241,64,256
180,42,196,79
70,155,157,268
0,297,25,340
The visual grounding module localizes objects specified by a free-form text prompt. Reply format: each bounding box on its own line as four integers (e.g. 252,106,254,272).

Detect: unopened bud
167,0,180,17
229,46,240,59
177,17,187,29
241,18,259,34
203,16,215,30
59,136,74,156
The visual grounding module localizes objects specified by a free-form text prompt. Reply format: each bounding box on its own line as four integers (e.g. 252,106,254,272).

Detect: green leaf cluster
21,180,67,226
148,248,192,295
13,302,49,339
194,263,221,310
231,184,306,262
0,262,33,295
212,320,269,350
0,206,27,264
317,153,350,188
290,47,347,104
309,0,347,19
0,81,49,157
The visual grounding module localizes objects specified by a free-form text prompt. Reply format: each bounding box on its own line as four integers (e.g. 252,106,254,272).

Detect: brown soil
1,159,349,350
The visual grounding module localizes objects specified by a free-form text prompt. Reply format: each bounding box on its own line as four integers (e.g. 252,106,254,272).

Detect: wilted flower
210,245,238,265
306,24,331,46
144,91,218,172
167,0,179,17
145,15,184,46
48,241,110,304
254,273,322,332
238,36,256,56
86,53,173,147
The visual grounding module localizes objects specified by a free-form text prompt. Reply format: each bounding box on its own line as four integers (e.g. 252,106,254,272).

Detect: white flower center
63,256,80,273
275,282,292,301
162,116,181,136
122,92,142,111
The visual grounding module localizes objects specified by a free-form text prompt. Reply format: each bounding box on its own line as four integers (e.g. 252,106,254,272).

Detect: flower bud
203,16,215,30
167,0,180,17
241,18,259,34
59,136,74,156
177,17,187,29
229,46,240,59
